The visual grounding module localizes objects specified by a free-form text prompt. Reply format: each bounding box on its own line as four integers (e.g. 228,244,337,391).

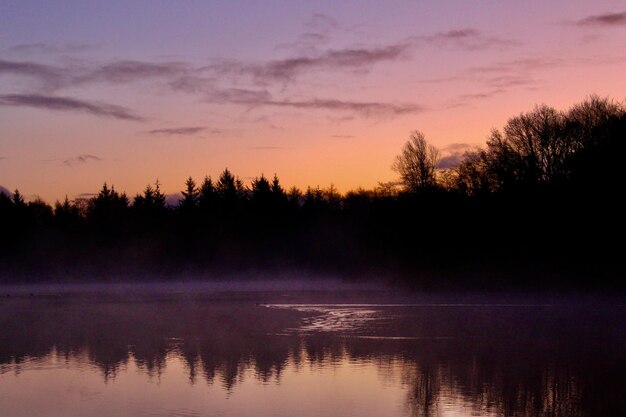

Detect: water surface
1,285,624,416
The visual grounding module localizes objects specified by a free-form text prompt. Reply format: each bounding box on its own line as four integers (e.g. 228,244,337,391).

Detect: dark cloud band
64,154,101,167
148,126,207,136
0,94,144,121
576,11,626,27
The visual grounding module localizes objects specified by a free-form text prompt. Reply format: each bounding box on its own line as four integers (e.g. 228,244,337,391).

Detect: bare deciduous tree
392,130,440,191
486,105,568,186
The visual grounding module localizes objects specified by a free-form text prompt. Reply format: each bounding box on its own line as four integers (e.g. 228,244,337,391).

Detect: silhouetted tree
251,174,273,212
563,96,626,190
217,169,238,201
88,183,130,226
235,178,247,199
251,175,271,199
344,188,375,211
485,105,569,188
566,95,624,150
216,168,247,216
0,190,12,213
27,198,53,225
179,176,199,211
454,150,497,195
452,96,626,195
393,130,440,191
72,197,91,218
270,174,281,193
303,186,325,212
54,196,82,226
133,180,167,218
287,186,302,209
271,174,286,201
323,184,342,209
12,189,25,207
8,189,28,226
198,176,216,211
375,181,400,197
267,174,289,217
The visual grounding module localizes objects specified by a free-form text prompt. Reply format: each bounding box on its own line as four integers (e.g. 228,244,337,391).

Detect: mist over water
1,283,624,417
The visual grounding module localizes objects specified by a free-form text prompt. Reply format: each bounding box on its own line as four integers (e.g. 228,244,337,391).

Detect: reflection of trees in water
1,299,625,416
402,364,441,417
399,359,587,417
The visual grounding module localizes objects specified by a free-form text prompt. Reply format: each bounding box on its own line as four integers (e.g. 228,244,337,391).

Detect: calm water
1,284,625,417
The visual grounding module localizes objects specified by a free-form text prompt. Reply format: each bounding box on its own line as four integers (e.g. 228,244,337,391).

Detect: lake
1,283,625,417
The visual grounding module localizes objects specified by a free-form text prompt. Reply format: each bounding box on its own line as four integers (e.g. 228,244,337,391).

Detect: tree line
1,96,624,288
394,95,625,194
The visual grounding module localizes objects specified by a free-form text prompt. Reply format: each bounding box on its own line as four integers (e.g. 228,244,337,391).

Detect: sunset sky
1,1,624,202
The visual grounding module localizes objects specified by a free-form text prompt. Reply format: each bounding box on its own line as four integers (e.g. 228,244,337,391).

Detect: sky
0,0,625,202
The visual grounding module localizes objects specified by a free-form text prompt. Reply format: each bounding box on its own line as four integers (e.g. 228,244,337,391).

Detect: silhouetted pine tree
133,180,167,220
287,186,302,208
198,176,216,212
217,169,237,201
12,189,25,207
179,176,199,211
54,196,82,227
88,183,130,227
251,175,272,206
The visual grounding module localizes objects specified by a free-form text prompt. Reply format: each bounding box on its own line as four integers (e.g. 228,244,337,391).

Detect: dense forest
1,96,625,289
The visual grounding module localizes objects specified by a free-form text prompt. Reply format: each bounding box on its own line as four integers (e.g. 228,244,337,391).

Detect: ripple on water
263,304,382,333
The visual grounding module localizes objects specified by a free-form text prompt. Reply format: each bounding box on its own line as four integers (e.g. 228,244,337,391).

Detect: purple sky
1,1,625,201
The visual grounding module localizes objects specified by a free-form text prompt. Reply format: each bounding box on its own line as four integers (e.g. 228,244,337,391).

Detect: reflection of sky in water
1,347,502,417
1,295,624,417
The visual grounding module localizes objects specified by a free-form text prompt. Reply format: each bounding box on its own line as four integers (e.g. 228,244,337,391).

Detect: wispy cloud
467,58,560,90
218,93,422,117
202,85,422,118
331,134,355,138
575,11,626,27
0,59,66,89
267,98,422,117
0,25,514,123
147,126,209,136
304,13,340,32
76,60,189,84
444,143,477,152
438,155,464,169
458,89,506,100
445,88,507,108
426,57,561,106
438,143,478,169
249,115,285,131
1,26,515,95
412,28,518,51
209,28,511,85
275,32,331,53
64,154,101,167
0,58,192,91
206,87,273,104
300,32,330,44
0,94,144,121
207,44,410,84
6,42,94,55
468,58,561,74
268,44,408,79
